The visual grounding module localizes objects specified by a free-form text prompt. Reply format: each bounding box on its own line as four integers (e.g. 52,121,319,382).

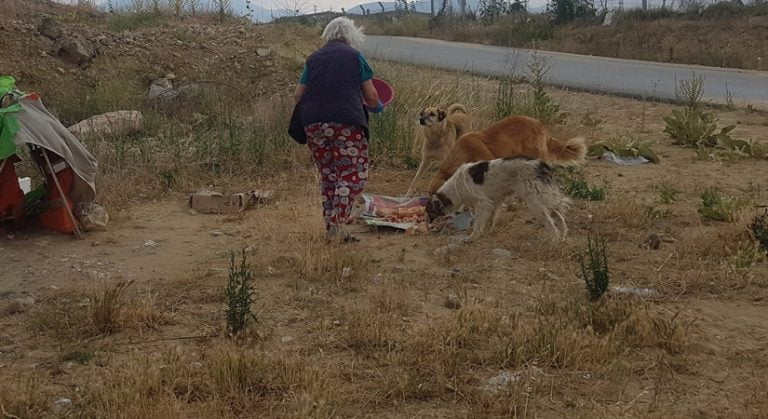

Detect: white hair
321,17,366,51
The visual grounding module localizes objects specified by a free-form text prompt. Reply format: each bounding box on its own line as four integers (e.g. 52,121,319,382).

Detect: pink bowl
372,78,394,106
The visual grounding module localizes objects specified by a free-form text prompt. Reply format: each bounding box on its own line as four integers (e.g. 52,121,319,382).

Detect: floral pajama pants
305,122,369,231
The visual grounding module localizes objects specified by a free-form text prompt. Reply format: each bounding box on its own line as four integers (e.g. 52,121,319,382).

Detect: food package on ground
359,194,429,231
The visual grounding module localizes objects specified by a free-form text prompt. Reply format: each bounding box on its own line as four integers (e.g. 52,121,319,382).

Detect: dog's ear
438,109,447,121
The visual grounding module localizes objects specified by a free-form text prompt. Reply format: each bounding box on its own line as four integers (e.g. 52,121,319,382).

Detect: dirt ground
2,78,768,417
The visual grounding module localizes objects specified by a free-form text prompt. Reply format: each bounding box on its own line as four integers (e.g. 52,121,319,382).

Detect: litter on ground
601,151,650,166
188,189,272,214
612,286,656,297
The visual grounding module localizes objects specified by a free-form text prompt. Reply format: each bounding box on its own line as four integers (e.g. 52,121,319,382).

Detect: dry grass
0,374,49,419
76,345,333,418
294,236,373,291
30,281,169,340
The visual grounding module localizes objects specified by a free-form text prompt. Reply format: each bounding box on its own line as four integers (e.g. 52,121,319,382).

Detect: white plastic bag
77,202,109,231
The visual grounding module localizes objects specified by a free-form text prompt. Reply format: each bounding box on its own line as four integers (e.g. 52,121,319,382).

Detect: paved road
363,36,768,108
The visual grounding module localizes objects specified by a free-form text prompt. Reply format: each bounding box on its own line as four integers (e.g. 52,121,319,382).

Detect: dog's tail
446,103,468,115
545,135,587,165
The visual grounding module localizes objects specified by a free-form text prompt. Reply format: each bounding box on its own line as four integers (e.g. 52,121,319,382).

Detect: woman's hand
294,84,307,104
367,100,384,114
361,79,379,108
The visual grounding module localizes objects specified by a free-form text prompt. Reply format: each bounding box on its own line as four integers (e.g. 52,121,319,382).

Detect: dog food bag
360,194,429,230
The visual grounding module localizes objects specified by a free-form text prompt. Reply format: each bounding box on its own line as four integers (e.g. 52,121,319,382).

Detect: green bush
577,235,610,302
556,167,606,201
663,108,735,148
225,250,256,338
495,53,565,125
698,188,743,222
549,0,596,24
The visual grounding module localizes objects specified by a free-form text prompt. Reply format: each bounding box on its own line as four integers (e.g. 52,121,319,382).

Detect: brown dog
407,104,472,196
427,115,586,194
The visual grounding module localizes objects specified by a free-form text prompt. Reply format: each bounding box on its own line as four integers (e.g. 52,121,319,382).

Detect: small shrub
495,53,566,125
495,77,515,121
650,311,690,354
655,182,680,204
213,0,232,21
565,179,606,201
663,107,735,149
728,242,766,271
698,188,743,222
527,54,565,124
159,169,176,190
579,113,604,130
645,205,674,220
664,74,743,154
556,167,605,201
675,73,705,109
368,101,416,166
750,209,768,252
577,235,610,302
224,250,256,338
710,136,768,161
549,0,596,24
90,280,131,335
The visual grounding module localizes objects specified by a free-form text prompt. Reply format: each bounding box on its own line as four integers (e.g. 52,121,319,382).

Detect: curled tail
546,136,587,165
446,103,468,115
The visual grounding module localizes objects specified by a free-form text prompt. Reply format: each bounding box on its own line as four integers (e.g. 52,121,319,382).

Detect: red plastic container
372,78,394,106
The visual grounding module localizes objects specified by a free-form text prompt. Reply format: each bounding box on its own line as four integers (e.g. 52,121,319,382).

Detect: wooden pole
41,150,84,240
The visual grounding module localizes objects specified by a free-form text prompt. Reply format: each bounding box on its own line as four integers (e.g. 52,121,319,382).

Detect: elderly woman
294,17,383,243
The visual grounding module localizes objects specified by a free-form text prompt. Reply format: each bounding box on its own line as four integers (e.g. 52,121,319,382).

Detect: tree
274,0,311,16
549,0,595,24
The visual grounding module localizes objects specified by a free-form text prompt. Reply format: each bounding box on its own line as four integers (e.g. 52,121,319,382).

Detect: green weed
698,188,743,222
577,235,610,302
225,250,256,338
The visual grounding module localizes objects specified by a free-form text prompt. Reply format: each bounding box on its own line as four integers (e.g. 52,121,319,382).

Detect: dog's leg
464,200,493,243
527,198,560,240
490,203,504,231
552,209,568,240
406,159,431,197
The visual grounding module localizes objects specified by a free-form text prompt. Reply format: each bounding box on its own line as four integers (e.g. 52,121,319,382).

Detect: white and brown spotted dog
427,156,570,243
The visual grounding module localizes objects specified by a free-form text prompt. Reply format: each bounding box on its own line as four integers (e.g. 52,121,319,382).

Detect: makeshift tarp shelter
0,75,98,237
